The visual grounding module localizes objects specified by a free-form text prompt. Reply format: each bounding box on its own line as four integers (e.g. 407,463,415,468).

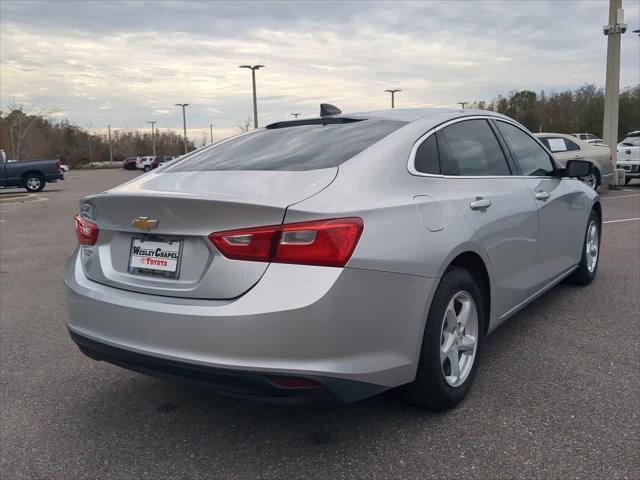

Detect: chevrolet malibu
65,107,601,410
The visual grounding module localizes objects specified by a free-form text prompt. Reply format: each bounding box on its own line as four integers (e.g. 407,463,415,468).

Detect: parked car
138,155,177,171
136,156,156,171
573,133,602,142
66,108,601,410
616,131,640,184
536,133,613,190
123,157,139,170
0,149,64,192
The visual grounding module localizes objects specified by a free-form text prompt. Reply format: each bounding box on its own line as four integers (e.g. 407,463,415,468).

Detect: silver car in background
65,108,601,410
536,132,613,190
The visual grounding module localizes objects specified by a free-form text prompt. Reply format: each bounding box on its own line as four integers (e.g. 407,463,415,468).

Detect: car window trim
408,115,534,179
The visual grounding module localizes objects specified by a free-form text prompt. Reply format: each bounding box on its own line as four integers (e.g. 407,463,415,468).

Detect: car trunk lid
79,169,337,299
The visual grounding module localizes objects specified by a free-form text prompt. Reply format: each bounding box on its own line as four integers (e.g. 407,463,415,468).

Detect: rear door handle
535,191,550,200
469,197,491,210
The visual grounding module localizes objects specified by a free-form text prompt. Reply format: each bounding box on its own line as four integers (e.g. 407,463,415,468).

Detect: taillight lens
74,214,99,245
55,160,61,173
209,217,364,267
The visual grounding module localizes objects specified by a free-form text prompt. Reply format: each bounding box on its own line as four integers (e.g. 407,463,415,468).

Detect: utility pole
146,121,157,156
385,89,401,108
240,65,265,129
290,113,301,119
210,124,214,144
107,125,113,164
602,0,626,187
457,101,470,109
175,104,189,154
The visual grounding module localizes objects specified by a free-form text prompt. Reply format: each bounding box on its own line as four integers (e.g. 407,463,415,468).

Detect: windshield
169,118,407,171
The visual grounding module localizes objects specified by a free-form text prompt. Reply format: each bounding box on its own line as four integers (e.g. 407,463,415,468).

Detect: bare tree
4,100,56,160
237,116,252,134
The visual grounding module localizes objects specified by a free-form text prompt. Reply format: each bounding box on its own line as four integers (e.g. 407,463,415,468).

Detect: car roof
265,108,511,130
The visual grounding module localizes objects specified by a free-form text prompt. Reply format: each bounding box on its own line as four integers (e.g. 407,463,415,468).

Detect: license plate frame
128,237,183,279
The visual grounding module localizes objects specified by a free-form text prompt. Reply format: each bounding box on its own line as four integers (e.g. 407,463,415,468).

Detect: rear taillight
209,217,364,267
55,160,61,173
74,214,99,245
152,159,158,167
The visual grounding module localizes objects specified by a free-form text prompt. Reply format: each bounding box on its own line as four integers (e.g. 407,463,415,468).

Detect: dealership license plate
128,238,182,278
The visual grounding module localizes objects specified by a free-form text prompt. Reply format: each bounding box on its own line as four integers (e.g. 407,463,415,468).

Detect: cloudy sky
1,0,638,142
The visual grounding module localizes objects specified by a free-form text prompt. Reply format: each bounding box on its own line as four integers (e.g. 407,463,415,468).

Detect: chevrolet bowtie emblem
132,217,159,230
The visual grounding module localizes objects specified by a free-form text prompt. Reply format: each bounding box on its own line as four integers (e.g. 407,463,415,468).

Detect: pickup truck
0,149,65,192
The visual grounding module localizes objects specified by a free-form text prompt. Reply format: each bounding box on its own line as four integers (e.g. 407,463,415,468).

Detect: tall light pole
107,125,113,164
384,89,401,108
602,0,626,187
210,124,214,144
290,113,301,119
239,65,265,128
146,121,157,156
175,104,189,154
457,101,470,109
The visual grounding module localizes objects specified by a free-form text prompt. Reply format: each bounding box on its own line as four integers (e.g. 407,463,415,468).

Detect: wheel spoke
448,349,460,381
457,299,471,327
459,334,476,352
440,333,456,363
445,301,458,333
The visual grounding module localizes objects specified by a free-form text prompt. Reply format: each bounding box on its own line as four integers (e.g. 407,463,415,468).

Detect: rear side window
170,119,407,171
496,121,555,176
436,119,510,176
540,137,579,152
413,134,440,174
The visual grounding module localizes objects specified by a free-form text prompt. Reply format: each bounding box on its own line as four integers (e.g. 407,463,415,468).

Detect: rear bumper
65,251,434,403
69,329,382,404
617,162,640,178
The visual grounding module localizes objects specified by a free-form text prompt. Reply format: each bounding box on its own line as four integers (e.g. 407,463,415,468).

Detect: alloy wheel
586,220,599,273
440,291,479,387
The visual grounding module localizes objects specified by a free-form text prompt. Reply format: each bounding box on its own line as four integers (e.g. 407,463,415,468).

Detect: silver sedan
65,108,601,410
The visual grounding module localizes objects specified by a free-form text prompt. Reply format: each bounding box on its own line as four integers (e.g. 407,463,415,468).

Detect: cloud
1,0,638,141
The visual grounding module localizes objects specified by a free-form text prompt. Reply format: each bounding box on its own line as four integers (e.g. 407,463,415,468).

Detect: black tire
625,177,632,185
568,209,601,285
24,174,45,193
143,165,151,172
402,266,484,410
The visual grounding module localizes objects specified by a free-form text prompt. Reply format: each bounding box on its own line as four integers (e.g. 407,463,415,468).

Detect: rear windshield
170,118,407,171
621,136,640,146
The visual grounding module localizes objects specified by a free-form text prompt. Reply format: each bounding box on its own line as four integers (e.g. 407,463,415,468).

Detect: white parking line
603,217,640,224
601,194,640,200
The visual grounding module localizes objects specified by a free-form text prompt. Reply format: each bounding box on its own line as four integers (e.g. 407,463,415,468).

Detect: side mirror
565,160,593,178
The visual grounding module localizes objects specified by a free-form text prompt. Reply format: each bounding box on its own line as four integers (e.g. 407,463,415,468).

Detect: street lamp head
175,103,189,107
240,65,265,70
385,89,402,93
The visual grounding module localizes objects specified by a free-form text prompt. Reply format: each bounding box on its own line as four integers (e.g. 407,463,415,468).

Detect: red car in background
123,157,139,170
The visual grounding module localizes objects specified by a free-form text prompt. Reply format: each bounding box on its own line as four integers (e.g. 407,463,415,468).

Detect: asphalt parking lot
1,170,639,479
